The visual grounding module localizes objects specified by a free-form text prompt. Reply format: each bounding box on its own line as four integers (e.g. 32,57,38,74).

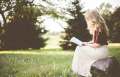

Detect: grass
108,43,120,61
0,43,120,77
0,49,76,77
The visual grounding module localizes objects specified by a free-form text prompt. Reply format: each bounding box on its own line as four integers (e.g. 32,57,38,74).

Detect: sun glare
41,16,68,33
81,0,106,10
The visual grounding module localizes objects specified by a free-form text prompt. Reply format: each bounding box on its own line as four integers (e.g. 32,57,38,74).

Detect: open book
70,37,83,46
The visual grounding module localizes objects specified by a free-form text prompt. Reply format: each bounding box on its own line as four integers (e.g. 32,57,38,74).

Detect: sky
40,15,68,33
81,0,120,10
33,0,120,10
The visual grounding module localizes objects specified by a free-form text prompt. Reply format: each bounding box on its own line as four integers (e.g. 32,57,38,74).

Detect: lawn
0,43,120,77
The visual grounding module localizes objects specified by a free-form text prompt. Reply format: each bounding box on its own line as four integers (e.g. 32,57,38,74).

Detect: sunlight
43,18,64,32
0,15,3,25
109,43,120,47
81,0,107,11
81,0,120,11
40,15,68,33
0,51,73,55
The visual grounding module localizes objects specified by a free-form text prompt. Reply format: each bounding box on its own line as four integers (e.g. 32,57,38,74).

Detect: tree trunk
0,12,6,25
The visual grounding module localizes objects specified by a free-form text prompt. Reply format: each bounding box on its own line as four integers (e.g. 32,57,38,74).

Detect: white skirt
72,45,109,77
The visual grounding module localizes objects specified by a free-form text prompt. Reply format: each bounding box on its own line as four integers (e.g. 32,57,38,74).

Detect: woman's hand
82,42,88,46
82,42,101,48
89,43,101,48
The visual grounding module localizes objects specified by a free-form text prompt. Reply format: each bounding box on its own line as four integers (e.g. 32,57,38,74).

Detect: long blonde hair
84,9,109,37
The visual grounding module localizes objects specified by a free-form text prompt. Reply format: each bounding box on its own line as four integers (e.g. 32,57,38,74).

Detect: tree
110,7,120,42
0,0,47,50
60,0,91,50
0,0,16,49
0,0,14,25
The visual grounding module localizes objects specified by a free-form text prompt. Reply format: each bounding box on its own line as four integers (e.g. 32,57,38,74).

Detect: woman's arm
82,42,101,48
89,28,101,48
88,43,101,48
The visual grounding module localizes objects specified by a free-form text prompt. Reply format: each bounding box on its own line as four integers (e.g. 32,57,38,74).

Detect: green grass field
0,43,120,77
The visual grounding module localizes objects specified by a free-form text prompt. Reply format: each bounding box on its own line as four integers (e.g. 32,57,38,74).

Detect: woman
71,9,109,77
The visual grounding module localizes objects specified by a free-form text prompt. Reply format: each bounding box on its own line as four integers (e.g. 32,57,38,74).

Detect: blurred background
0,0,120,77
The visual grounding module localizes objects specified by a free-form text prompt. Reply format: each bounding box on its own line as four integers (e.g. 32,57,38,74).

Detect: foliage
110,7,120,42
0,0,47,50
0,0,15,24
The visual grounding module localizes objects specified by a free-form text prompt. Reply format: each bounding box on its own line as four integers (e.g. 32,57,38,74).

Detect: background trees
110,7,120,42
99,3,120,43
0,0,47,50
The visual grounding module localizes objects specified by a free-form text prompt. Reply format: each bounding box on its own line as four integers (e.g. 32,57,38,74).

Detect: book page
70,37,83,46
